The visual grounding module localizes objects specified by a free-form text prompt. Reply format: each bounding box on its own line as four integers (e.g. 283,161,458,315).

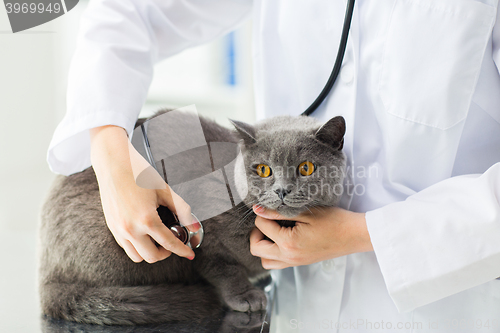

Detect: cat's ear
315,116,346,150
229,119,257,145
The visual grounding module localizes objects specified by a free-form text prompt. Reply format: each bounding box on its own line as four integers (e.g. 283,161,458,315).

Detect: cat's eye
256,164,272,178
298,161,315,176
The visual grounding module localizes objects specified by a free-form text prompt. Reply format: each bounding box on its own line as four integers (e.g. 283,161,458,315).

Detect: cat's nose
274,187,291,200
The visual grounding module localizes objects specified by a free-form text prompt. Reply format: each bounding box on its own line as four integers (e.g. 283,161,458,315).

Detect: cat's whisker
239,209,257,227
234,204,254,213
233,200,258,213
305,206,314,217
237,212,253,226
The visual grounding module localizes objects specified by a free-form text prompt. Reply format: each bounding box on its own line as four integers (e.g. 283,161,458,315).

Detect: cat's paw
224,288,267,312
221,311,268,333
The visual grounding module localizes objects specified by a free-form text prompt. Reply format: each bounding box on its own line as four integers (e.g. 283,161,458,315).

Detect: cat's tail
40,282,222,325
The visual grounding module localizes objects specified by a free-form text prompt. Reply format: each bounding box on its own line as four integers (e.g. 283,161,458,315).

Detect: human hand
249,205,373,269
90,125,195,263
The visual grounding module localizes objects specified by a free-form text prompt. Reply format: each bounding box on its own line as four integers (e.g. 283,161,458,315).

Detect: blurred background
0,1,255,331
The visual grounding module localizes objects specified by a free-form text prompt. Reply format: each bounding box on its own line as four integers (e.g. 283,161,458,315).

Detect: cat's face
232,116,346,218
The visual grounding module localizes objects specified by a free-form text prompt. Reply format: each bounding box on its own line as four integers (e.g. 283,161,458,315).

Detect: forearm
90,125,164,189
90,125,133,181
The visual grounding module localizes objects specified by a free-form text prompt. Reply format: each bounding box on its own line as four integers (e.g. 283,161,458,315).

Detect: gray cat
39,111,346,325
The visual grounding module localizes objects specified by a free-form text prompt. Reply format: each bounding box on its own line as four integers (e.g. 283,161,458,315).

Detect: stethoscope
302,0,355,116
140,119,204,249
140,0,355,249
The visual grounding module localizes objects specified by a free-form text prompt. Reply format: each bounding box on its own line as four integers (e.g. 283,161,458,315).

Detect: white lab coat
48,0,500,332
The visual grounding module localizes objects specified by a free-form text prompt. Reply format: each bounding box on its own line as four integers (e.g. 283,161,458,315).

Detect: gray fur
39,111,346,325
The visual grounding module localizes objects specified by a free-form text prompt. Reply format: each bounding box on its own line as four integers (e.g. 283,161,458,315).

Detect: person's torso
252,1,500,332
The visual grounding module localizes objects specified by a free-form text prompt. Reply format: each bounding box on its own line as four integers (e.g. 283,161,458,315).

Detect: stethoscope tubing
301,0,355,116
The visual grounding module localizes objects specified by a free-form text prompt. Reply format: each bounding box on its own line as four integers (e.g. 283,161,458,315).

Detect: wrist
339,210,373,255
90,125,136,185
349,211,373,254
90,125,167,191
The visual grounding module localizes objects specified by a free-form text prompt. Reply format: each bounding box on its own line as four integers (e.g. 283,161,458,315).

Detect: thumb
252,205,310,222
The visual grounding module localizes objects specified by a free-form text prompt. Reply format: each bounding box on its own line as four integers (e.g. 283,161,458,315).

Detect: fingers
249,226,282,261
156,185,193,229
249,225,266,244
120,222,194,264
254,216,284,244
148,222,195,259
115,212,194,263
129,235,171,264
260,258,290,270
253,205,284,220
120,239,145,263
250,217,303,268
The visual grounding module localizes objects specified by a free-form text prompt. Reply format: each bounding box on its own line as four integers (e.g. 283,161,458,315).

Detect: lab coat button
322,259,335,272
341,64,354,84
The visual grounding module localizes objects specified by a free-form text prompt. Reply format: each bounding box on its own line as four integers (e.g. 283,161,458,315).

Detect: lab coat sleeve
365,2,500,313
366,165,500,312
365,162,500,312
47,0,252,175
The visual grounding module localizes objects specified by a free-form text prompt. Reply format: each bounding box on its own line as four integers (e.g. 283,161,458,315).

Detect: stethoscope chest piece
156,205,204,249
